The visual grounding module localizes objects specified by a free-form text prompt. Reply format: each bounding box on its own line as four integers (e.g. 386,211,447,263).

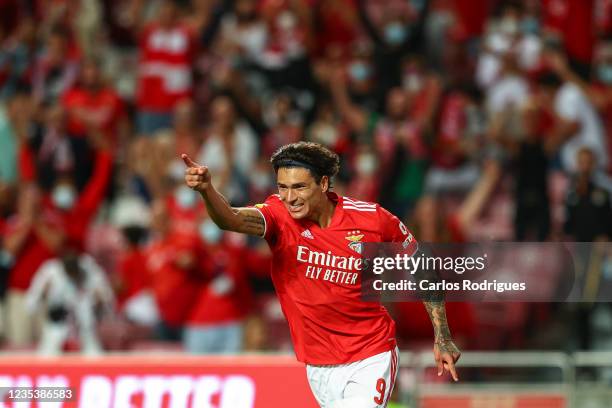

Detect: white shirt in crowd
486,74,529,114
26,255,114,317
554,82,609,172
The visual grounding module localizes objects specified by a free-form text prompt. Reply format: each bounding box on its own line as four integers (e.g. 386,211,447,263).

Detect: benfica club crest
345,230,364,254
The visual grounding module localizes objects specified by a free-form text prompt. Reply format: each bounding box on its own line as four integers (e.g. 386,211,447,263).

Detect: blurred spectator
313,0,360,58
2,136,112,348
541,0,595,74
564,147,612,241
329,66,428,215
485,52,529,116
196,95,258,205
173,98,203,159
401,55,442,132
306,98,349,153
549,42,612,174
248,157,276,204
259,0,314,90
215,0,268,67
62,58,128,153
24,104,75,190
32,27,79,105
72,0,103,59
136,0,197,135
167,179,205,238
0,86,33,184
262,92,303,157
184,221,253,353
26,248,114,355
490,98,552,241
347,143,380,202
146,200,208,341
43,136,113,248
0,17,36,101
2,184,64,347
357,0,428,96
418,84,484,242
110,196,158,329
536,69,608,173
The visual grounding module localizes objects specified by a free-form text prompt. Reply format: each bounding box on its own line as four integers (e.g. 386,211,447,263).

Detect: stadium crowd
0,0,611,358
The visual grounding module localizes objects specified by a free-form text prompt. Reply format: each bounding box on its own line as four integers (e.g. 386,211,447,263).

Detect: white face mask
499,17,518,36
356,154,377,176
199,220,223,244
174,185,197,209
52,185,76,210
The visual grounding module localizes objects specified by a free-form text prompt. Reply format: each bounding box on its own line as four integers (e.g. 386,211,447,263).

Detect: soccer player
182,142,460,408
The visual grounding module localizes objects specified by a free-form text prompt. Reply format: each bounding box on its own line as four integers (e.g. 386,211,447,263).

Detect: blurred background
0,0,611,406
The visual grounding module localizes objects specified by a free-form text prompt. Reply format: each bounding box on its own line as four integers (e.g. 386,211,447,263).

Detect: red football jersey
254,192,417,365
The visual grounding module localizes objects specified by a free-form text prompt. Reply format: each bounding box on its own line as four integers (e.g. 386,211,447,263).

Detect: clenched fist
182,154,211,194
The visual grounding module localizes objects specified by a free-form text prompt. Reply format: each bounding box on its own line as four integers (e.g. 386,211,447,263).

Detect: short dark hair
270,142,340,185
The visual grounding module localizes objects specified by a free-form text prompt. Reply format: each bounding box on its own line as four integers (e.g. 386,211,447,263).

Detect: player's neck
308,195,336,228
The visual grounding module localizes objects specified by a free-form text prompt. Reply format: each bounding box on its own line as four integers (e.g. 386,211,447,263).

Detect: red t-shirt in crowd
146,233,207,326
166,195,205,238
54,151,113,249
432,92,468,169
254,193,418,365
187,243,253,325
541,0,595,63
5,209,64,291
62,86,125,144
451,0,490,38
116,248,150,309
136,22,196,112
592,84,612,173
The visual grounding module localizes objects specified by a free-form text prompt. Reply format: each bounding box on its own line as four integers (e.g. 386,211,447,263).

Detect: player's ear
320,175,329,193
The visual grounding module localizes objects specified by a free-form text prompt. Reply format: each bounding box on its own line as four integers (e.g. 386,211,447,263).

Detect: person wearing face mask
4,126,113,346
183,217,253,353
168,182,201,235
2,184,65,347
343,50,380,112
356,1,429,98
46,138,113,251
347,147,380,203
329,67,428,213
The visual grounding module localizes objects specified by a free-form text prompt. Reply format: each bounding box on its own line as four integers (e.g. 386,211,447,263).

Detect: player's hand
182,154,211,194
433,340,461,381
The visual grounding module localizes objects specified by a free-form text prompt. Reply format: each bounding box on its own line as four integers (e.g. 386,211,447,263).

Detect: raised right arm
182,154,265,237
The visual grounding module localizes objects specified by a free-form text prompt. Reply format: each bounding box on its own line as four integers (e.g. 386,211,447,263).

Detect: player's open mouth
289,203,304,212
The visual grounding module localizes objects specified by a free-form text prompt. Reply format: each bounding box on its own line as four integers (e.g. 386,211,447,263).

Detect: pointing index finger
181,153,198,168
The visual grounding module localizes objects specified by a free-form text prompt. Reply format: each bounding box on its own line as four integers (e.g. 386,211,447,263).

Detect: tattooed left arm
424,301,462,381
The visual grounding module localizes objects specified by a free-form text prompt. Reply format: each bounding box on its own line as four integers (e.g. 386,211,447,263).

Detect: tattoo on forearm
424,301,460,355
424,301,452,341
242,214,265,235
